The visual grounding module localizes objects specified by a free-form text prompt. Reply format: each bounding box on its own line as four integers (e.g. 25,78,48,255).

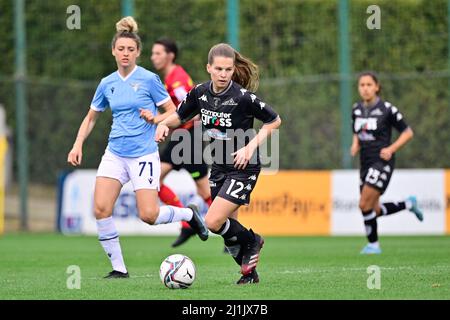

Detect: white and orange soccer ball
159,254,196,289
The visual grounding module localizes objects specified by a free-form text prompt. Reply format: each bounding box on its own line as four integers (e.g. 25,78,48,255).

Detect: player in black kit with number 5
150,43,282,284
351,72,424,254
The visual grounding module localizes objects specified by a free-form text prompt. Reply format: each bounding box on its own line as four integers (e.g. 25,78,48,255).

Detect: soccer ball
159,254,196,289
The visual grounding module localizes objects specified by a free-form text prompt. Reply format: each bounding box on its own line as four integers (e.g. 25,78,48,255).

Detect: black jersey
177,80,279,170
352,98,409,167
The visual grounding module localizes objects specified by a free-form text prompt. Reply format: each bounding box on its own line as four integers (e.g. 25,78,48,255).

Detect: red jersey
165,65,195,130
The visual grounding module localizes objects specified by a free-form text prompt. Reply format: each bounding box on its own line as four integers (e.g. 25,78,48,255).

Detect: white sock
96,217,127,274
154,206,193,225
405,199,413,210
369,241,380,248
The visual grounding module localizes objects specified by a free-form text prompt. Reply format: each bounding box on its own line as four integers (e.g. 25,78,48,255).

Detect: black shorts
360,161,394,195
209,166,261,206
160,127,209,180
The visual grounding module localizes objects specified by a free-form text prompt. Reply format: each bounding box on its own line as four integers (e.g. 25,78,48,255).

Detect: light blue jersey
90,66,170,157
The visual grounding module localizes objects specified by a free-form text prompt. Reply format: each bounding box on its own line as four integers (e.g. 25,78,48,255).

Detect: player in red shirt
151,38,212,247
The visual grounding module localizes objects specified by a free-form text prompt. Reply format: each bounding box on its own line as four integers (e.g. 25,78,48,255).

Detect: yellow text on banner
239,171,331,235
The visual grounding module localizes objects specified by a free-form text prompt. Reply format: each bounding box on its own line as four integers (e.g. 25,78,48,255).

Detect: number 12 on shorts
226,179,244,199
139,161,153,177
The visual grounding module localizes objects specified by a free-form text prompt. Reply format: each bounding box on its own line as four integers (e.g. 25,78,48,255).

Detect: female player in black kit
351,72,424,254
148,43,282,284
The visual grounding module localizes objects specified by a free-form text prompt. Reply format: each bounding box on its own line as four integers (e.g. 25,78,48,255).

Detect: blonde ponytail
116,16,138,33
111,16,141,50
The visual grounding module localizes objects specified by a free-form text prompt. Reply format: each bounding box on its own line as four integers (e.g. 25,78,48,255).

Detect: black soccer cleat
171,226,196,248
236,269,259,285
187,204,209,241
104,270,129,279
240,230,264,276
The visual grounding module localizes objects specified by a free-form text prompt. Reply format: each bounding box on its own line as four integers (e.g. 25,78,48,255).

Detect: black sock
224,239,243,266
216,218,254,245
379,202,406,216
362,210,378,243
215,218,253,266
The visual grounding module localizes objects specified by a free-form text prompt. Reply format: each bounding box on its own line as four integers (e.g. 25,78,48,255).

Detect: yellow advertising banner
0,136,7,235
446,170,450,235
238,171,331,235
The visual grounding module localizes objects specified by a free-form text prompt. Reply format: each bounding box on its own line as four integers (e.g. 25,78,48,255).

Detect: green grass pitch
0,234,449,300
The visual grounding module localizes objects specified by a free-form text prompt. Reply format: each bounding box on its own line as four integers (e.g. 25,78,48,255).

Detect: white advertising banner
60,169,208,235
331,169,446,235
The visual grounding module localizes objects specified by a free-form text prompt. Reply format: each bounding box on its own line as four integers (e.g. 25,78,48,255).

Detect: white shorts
97,149,161,191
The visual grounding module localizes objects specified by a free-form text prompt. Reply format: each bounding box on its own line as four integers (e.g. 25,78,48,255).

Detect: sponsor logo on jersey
376,181,383,188
380,173,388,180
370,108,383,116
245,184,252,191
259,102,266,110
222,98,238,106
206,128,231,141
240,88,247,95
354,117,378,131
358,131,376,141
383,165,391,173
173,86,188,103
240,194,247,201
250,94,257,103
200,109,232,127
209,181,217,187
199,94,208,102
353,109,362,116
110,87,115,94
248,175,257,181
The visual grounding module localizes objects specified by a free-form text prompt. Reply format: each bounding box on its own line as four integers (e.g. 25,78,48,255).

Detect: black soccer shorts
360,161,394,195
209,166,260,206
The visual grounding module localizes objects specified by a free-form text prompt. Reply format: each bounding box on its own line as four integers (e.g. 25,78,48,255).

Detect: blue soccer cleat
407,196,424,222
360,244,382,255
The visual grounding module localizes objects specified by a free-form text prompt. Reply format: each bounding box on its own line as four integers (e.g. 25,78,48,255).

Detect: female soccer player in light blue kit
67,17,208,278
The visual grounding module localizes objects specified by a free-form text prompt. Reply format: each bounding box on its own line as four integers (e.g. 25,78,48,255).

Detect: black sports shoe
104,270,129,279
241,230,264,276
171,227,196,247
186,204,209,241
236,269,259,285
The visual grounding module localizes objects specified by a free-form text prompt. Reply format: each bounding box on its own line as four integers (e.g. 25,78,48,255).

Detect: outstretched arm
154,112,183,143
67,109,101,166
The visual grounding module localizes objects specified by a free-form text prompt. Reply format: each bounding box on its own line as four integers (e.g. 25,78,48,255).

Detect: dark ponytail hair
154,37,178,62
207,43,259,91
358,71,381,95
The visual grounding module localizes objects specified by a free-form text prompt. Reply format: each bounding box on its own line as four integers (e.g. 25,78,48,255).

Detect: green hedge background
0,0,449,184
